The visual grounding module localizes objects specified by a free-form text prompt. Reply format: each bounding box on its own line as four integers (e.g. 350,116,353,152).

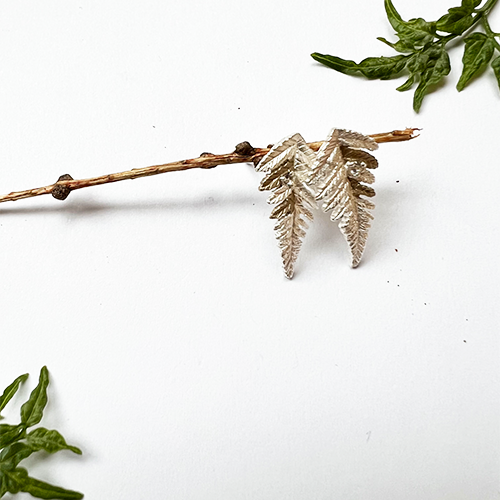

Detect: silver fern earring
255,133,317,279
255,128,379,279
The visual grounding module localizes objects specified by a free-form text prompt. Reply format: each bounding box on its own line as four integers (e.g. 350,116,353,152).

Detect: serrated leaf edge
308,129,378,268
257,134,317,279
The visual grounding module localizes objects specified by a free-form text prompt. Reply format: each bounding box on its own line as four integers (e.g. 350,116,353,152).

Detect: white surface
1,1,499,499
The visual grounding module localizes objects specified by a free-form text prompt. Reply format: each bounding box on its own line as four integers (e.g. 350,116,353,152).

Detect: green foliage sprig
0,367,83,499
311,0,500,111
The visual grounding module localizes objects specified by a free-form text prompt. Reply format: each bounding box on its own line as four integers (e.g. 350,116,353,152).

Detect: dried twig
0,128,418,205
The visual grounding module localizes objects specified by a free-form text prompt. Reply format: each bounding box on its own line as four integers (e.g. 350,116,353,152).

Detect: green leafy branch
311,0,500,111
0,367,83,499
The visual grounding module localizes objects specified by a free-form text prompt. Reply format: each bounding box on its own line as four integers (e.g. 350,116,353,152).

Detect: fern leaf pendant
256,133,316,279
309,129,379,268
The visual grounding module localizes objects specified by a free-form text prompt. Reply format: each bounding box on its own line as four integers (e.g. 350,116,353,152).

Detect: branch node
234,141,255,156
52,174,73,201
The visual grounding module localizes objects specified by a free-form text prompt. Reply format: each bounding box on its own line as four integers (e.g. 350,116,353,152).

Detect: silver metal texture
256,133,317,279
256,128,380,277
308,128,379,268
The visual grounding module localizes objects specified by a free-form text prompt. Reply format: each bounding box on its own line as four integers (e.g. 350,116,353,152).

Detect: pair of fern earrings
255,128,378,279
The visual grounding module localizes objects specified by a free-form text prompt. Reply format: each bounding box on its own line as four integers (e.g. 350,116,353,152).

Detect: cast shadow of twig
0,194,262,218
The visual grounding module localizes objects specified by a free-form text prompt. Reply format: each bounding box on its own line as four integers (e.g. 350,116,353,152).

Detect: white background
1,1,499,499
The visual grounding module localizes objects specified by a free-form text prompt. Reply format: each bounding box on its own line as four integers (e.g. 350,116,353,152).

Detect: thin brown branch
0,128,419,205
